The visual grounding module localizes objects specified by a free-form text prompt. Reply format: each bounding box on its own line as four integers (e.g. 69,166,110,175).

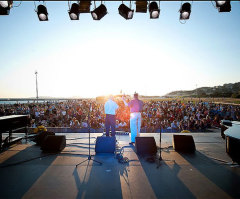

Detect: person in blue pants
104,95,119,137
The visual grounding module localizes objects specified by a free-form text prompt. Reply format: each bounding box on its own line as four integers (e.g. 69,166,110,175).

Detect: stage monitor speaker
173,134,195,153
95,136,116,153
135,137,157,156
41,135,66,152
34,131,55,146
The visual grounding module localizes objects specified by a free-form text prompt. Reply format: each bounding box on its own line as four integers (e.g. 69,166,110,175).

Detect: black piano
221,120,240,164
220,119,232,139
0,115,30,150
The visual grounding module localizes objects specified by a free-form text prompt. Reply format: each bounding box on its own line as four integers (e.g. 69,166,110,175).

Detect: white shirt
62,110,66,116
104,99,119,115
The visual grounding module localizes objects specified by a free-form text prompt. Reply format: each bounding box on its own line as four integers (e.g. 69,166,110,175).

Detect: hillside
165,82,240,98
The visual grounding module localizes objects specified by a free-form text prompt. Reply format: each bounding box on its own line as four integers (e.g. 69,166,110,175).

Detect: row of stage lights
0,1,233,22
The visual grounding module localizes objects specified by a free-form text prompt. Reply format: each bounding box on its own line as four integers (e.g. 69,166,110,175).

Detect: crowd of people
140,100,240,132
0,98,240,133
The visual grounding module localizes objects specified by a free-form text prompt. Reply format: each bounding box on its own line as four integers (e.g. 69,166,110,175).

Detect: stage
0,131,240,199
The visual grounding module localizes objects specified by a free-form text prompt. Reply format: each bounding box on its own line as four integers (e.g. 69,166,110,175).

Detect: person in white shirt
104,95,119,137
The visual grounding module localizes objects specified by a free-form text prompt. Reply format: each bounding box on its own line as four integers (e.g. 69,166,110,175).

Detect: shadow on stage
73,153,124,199
0,145,58,198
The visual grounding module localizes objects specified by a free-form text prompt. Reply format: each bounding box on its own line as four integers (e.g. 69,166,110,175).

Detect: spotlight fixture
69,3,80,20
216,1,226,6
0,1,13,15
118,4,134,20
180,2,191,20
79,1,91,13
149,1,160,19
136,1,148,13
215,1,231,12
37,4,48,21
91,4,107,20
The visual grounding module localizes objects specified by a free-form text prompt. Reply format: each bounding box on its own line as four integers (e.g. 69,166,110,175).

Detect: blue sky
0,1,240,98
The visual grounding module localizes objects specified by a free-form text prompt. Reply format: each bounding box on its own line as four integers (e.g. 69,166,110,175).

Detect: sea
0,100,68,105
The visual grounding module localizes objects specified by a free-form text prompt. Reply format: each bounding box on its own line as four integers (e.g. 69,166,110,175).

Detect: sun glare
34,36,183,98
0,33,199,98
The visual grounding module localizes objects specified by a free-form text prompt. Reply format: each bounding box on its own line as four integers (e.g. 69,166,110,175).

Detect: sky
0,1,240,98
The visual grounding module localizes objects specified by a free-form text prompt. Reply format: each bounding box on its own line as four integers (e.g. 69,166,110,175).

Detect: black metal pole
88,105,91,159
159,124,162,161
0,132,2,151
76,102,102,167
35,71,39,103
157,122,174,168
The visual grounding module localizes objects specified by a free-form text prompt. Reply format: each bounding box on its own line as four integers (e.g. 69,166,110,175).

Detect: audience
0,99,239,132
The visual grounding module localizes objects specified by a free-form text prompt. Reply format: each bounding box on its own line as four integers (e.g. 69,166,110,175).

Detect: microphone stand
159,124,163,161
76,103,102,167
157,122,173,169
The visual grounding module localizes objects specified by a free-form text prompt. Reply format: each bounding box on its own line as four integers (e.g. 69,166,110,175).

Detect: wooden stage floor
0,131,240,199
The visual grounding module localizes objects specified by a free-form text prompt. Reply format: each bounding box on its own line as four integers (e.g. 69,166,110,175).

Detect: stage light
180,2,191,20
0,1,8,8
79,1,91,13
216,1,226,6
69,3,80,20
91,4,107,20
37,4,48,21
0,1,12,15
118,4,134,20
149,1,160,19
136,1,148,13
215,1,231,12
